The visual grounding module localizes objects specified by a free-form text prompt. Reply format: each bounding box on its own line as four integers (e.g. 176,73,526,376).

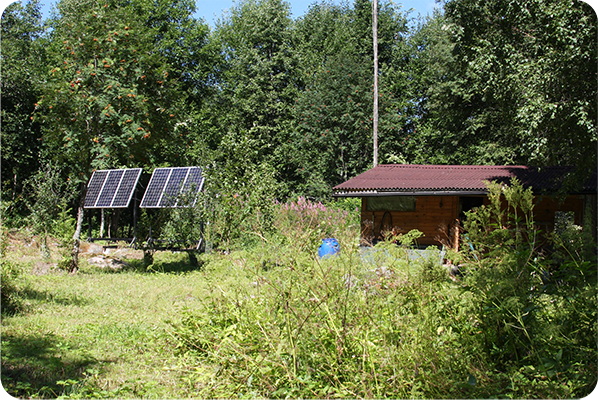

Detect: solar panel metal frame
84,168,143,209
140,167,204,208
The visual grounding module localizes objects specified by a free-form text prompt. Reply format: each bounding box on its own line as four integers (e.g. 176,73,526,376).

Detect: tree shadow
1,286,92,317
22,286,92,307
105,251,204,274
1,331,111,398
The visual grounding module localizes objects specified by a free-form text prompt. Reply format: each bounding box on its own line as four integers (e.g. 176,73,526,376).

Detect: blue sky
193,0,441,24
1,0,441,24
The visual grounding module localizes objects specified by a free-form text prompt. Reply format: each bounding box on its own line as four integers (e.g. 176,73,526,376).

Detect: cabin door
459,196,484,220
452,196,484,251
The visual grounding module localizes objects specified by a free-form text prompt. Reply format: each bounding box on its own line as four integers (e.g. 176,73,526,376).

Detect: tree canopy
1,0,46,215
2,0,596,213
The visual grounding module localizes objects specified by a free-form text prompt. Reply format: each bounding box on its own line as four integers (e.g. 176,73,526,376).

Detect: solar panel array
140,167,204,208
84,168,143,209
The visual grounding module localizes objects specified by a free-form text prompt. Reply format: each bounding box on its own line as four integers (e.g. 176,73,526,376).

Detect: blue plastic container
318,238,340,259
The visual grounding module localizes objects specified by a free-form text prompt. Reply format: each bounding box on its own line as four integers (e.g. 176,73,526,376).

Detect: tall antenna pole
372,0,379,167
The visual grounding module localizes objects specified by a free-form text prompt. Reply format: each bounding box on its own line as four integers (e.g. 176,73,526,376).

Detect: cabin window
366,196,416,212
554,211,576,235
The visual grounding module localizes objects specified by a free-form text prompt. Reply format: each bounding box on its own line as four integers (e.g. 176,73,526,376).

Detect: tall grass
3,186,595,398
172,191,597,398
1,228,28,315
172,200,483,398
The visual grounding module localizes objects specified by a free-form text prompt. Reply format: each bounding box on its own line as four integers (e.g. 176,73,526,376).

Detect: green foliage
35,0,182,176
0,230,28,315
166,179,597,398
551,202,597,267
461,179,597,398
171,224,479,399
25,164,77,261
292,55,375,192
291,0,409,195
0,0,46,220
200,161,281,251
414,0,597,185
273,196,360,253
206,0,300,196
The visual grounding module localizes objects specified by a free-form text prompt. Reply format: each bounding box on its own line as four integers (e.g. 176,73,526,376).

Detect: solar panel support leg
133,194,138,243
87,213,93,242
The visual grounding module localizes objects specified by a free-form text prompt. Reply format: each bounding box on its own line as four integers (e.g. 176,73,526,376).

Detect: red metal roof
333,164,597,195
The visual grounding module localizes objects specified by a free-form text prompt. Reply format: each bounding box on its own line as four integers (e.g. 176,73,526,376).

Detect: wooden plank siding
359,194,596,248
360,196,460,247
533,195,586,230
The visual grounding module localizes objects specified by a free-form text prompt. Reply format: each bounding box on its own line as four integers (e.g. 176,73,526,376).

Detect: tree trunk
69,187,86,273
99,208,105,238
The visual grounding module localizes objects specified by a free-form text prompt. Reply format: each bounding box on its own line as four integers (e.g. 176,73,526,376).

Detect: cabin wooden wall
360,196,459,247
530,195,588,232
360,194,596,248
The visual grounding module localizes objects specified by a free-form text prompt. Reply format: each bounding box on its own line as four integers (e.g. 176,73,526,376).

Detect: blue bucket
318,238,340,259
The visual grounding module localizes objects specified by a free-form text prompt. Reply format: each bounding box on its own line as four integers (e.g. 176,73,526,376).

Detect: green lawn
2,251,214,398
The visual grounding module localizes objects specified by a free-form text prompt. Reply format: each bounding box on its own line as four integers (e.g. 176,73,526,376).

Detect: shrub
1,229,27,315
273,196,360,253
461,179,597,398
25,164,76,263
171,179,596,398
200,162,281,252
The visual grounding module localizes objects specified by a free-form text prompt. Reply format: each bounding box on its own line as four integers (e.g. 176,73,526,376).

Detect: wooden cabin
332,164,597,249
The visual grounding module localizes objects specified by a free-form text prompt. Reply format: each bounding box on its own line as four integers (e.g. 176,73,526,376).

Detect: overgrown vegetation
168,183,596,398
1,228,28,315
3,0,596,228
3,182,595,398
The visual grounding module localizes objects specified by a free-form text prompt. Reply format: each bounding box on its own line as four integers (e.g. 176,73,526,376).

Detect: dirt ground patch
5,230,144,275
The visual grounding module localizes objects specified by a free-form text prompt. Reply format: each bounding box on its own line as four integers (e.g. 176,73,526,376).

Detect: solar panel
95,170,124,207
140,167,204,208
113,169,143,207
84,168,142,209
84,170,109,208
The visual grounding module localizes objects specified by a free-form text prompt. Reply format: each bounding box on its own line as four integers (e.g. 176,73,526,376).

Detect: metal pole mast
372,0,379,167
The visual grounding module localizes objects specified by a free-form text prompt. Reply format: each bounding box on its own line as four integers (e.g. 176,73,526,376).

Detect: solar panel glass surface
140,167,204,208
84,169,142,208
159,168,189,207
140,168,170,208
181,167,204,206
95,170,124,207
84,170,109,208
112,169,142,207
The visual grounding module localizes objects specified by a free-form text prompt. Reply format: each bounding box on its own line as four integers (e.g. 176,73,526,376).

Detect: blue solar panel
181,167,205,207
95,170,124,207
139,168,169,208
112,169,142,207
84,169,142,209
84,170,109,208
160,168,189,207
140,167,204,208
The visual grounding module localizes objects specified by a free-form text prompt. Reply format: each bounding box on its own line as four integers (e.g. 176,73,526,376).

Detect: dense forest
2,0,597,267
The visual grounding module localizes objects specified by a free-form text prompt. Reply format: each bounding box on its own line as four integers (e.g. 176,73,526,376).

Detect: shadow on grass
1,286,92,317
118,251,204,274
1,332,109,398
23,286,91,307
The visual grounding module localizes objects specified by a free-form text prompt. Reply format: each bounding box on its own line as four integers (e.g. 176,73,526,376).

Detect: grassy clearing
1,248,215,398
2,191,596,398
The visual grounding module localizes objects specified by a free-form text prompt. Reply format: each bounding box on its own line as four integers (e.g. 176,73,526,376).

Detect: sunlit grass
1,258,214,398
2,192,596,399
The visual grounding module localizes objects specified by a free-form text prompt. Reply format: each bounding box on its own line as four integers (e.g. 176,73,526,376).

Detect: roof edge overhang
333,189,598,198
333,190,490,197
